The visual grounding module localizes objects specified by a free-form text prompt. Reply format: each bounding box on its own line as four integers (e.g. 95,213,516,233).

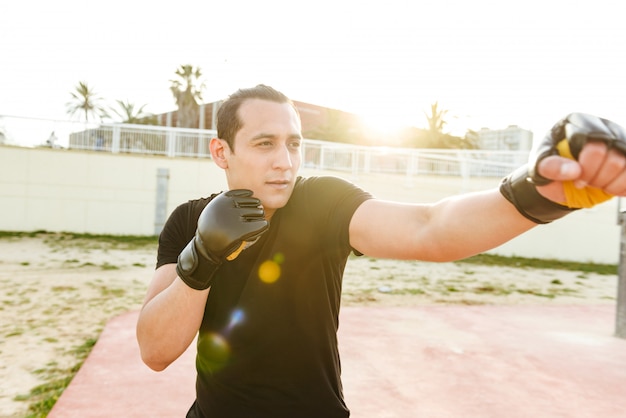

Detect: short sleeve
292,176,373,254
156,197,213,269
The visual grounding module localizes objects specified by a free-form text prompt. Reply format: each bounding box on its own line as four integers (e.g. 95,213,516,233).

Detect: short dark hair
216,84,298,150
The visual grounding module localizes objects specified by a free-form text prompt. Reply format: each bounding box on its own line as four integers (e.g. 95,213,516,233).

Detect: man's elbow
137,335,174,371
139,349,173,372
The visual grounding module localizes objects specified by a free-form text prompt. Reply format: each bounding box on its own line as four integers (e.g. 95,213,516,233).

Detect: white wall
0,145,621,264
0,146,227,236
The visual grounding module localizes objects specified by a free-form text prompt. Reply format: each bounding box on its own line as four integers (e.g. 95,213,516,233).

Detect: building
153,100,364,143
477,125,533,151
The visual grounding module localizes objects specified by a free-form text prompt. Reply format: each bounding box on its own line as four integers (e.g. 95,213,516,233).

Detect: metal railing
67,123,214,158
0,114,529,178
301,139,528,178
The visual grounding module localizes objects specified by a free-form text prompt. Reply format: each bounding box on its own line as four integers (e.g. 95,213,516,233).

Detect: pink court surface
49,305,626,417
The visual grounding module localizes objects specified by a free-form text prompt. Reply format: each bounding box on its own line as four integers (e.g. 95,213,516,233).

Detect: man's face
220,98,302,219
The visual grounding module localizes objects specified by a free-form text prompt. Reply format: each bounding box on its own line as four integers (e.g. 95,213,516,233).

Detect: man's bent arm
136,264,209,371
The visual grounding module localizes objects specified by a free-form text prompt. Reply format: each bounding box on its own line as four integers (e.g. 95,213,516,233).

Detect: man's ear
210,137,229,168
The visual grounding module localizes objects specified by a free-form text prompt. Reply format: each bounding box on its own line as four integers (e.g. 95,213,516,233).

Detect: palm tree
66,81,109,122
424,102,448,148
110,100,157,125
169,64,205,128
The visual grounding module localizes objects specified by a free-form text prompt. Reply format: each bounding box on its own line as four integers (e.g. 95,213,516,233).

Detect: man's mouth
266,179,290,189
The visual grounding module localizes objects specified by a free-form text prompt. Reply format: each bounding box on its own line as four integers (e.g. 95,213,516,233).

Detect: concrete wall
0,145,621,264
0,146,228,236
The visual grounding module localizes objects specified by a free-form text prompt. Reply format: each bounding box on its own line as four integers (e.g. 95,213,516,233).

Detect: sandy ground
0,233,618,418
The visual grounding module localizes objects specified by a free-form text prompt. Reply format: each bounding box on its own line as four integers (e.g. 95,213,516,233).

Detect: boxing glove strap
176,239,221,290
500,165,578,224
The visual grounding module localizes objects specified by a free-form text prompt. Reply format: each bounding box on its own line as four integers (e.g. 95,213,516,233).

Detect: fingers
584,146,626,194
240,208,266,220
225,189,253,197
234,197,263,208
538,141,626,197
536,155,581,182
578,142,626,195
575,142,611,188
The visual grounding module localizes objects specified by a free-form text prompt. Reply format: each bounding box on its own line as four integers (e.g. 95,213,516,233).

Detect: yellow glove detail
556,139,613,208
226,241,247,261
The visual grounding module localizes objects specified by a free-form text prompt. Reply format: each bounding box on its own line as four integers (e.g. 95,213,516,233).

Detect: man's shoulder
183,195,215,209
291,175,372,209
171,193,220,221
295,175,358,192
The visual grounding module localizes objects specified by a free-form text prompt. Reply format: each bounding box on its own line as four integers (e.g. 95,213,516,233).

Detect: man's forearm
136,276,209,371
426,188,537,261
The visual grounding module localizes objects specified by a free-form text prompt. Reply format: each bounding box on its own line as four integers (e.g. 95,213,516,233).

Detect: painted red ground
49,306,626,417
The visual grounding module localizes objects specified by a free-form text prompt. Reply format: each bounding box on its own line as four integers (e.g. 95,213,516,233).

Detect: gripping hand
177,190,269,290
529,113,626,208
500,113,626,224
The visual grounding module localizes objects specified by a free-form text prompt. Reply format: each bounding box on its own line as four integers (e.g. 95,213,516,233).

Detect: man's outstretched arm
350,113,626,262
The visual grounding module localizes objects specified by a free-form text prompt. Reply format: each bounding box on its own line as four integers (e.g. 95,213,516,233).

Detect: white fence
0,115,528,180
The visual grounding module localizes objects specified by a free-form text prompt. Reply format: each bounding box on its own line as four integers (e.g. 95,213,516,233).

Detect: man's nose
273,145,293,169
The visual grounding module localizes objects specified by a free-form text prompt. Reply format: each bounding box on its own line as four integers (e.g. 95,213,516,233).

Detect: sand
0,233,618,417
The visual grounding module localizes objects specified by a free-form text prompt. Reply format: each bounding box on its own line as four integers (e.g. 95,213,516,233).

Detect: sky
1,0,626,144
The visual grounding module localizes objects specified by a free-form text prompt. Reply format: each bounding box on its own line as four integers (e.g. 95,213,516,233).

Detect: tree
170,64,205,128
460,129,480,149
424,101,448,148
110,100,157,125
66,81,109,122
305,108,361,144
420,102,477,149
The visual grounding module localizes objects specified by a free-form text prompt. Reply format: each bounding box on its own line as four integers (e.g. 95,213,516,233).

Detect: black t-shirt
157,176,372,418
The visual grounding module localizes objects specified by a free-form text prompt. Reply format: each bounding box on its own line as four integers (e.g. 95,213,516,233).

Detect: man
136,85,626,417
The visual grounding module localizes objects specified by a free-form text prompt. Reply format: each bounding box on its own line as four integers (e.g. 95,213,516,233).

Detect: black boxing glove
176,189,269,290
500,164,577,224
500,112,626,224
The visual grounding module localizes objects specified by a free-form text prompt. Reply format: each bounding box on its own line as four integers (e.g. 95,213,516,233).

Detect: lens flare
272,252,285,264
196,332,230,374
257,253,285,284
258,260,281,283
225,308,245,334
